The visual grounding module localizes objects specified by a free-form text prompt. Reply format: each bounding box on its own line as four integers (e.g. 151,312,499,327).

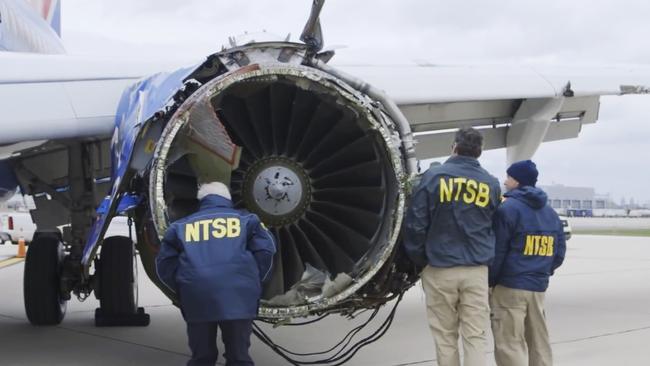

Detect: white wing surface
340,63,650,162
1,52,649,162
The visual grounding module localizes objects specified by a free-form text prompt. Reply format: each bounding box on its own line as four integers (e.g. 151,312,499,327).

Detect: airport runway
1,234,650,365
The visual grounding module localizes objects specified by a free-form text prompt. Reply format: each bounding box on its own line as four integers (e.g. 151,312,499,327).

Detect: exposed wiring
257,313,331,327
253,293,404,365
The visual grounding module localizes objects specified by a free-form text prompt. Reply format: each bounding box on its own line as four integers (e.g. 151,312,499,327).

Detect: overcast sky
61,0,650,203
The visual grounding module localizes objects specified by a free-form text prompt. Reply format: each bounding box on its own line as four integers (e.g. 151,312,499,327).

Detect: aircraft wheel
24,235,67,325
98,236,137,314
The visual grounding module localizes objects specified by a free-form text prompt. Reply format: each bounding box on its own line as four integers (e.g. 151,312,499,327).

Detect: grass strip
573,229,650,237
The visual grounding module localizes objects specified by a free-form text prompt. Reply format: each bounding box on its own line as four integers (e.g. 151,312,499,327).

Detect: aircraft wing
0,51,187,148
339,63,650,161
2,55,649,162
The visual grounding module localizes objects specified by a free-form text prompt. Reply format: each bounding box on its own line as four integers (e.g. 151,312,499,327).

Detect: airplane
1,0,648,348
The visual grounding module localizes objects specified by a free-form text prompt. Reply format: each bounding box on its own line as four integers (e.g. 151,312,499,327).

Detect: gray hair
197,181,231,200
454,127,483,158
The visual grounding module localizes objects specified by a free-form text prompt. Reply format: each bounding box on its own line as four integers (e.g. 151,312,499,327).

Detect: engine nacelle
135,43,417,319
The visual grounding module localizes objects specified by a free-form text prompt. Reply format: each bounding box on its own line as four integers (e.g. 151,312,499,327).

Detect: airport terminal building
540,184,623,217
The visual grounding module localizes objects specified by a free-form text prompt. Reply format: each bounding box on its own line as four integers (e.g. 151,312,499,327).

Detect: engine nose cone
243,158,310,227
254,165,303,215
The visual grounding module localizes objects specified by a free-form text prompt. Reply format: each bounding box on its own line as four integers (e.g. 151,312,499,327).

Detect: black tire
98,236,137,314
24,235,67,325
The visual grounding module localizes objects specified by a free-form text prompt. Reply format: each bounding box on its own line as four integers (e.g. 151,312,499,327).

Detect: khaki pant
421,265,489,366
490,285,552,366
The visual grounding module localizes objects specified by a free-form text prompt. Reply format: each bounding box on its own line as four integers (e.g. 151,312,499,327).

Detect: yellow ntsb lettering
524,235,533,255
540,236,548,256
547,237,554,256
185,222,200,242
463,179,477,204
185,217,242,242
211,218,227,238
476,183,490,208
200,219,211,240
438,177,490,207
523,235,554,256
440,178,453,202
453,178,467,201
227,218,241,237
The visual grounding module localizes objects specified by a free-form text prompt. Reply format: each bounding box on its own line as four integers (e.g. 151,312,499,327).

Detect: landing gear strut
21,142,148,326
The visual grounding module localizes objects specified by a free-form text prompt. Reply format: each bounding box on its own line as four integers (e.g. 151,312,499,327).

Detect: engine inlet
149,62,405,318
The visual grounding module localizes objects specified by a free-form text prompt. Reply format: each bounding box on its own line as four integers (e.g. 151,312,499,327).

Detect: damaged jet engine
128,42,420,320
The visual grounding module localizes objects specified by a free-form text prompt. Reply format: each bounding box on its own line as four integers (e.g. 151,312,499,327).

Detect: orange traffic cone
17,237,26,258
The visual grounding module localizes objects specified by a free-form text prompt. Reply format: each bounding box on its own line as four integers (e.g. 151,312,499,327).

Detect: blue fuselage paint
81,64,200,266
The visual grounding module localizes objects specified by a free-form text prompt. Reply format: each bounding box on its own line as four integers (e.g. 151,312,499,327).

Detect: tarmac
1,233,650,365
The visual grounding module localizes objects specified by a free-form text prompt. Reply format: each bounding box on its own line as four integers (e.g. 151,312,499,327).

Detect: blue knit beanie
507,160,538,187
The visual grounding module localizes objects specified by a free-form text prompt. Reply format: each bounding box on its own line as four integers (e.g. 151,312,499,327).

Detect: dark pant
186,319,254,366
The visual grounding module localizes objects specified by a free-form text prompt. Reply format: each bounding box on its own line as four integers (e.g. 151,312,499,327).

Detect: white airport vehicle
0,211,35,244
629,210,650,218
559,215,572,240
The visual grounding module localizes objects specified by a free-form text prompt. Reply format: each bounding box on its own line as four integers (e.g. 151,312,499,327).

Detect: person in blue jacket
156,181,276,366
489,160,566,366
404,127,501,366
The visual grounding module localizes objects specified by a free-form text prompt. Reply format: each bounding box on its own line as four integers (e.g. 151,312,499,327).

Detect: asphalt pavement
1,233,649,365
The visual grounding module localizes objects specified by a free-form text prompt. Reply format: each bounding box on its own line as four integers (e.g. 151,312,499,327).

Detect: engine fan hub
243,157,310,226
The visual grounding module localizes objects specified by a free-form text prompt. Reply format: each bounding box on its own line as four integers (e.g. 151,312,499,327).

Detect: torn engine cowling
135,43,419,320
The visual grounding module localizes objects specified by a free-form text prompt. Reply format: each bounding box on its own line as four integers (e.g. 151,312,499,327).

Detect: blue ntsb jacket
155,195,276,322
403,155,501,268
488,186,566,292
